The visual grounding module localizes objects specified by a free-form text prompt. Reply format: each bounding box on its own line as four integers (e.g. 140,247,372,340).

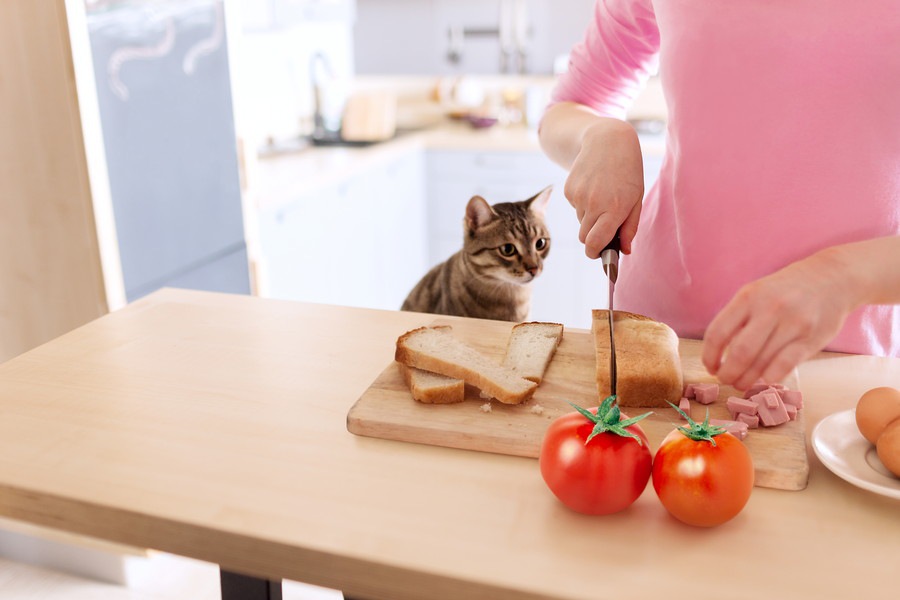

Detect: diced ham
693,383,719,405
726,396,759,417
743,382,771,399
752,390,790,427
782,389,803,409
678,398,691,420
785,403,798,421
710,419,749,441
736,412,760,429
683,384,696,399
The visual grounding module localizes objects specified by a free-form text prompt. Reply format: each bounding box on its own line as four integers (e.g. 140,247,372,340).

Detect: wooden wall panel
0,0,108,363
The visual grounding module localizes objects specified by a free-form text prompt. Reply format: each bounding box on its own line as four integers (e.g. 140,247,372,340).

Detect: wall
354,0,595,75
0,0,109,364
233,0,356,145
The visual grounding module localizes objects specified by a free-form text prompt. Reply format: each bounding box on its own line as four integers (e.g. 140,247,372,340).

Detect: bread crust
591,310,683,408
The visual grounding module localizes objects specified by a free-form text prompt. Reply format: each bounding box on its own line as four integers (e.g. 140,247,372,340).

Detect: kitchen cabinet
257,150,427,311
254,131,664,328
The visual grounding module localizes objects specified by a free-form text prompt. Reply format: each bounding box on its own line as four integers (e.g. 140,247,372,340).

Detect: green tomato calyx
668,401,727,446
570,395,652,446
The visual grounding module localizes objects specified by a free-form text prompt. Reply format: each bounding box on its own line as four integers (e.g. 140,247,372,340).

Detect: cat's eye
499,243,517,257
535,238,548,251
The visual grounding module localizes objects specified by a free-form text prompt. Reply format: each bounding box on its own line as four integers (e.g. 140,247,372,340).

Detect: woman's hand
538,103,645,258
565,119,645,258
702,248,859,390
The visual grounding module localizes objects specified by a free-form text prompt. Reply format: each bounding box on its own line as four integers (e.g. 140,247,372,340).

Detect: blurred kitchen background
0,1,665,591
3,0,671,389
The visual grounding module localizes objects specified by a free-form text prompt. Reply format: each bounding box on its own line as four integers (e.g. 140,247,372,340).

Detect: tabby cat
401,186,552,322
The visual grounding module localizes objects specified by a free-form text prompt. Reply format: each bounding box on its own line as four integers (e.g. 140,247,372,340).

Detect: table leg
219,569,283,600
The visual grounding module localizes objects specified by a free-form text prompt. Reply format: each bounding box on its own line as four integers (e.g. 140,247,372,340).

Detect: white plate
811,409,900,500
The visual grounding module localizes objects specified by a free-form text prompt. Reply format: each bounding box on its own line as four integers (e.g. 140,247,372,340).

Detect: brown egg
876,420,900,478
855,386,900,444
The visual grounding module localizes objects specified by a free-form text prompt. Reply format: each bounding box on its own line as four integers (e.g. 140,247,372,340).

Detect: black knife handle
601,234,621,255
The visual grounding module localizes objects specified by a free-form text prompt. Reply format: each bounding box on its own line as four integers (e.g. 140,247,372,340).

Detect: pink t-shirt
551,0,900,356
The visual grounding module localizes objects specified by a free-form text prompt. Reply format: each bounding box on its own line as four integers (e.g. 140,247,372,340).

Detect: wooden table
0,289,897,600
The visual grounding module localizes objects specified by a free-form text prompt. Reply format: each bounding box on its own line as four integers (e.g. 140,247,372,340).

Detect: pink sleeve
550,0,660,120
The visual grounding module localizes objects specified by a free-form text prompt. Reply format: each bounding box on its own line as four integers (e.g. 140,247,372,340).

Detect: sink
308,131,383,147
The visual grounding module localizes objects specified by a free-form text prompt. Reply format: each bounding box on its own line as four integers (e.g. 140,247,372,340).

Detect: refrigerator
85,0,250,301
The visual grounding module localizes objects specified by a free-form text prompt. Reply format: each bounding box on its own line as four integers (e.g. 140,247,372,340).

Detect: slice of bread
399,322,563,404
398,363,465,404
395,326,537,405
592,309,683,408
502,322,564,383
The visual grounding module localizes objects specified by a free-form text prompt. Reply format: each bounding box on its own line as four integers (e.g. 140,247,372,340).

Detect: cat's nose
525,265,539,276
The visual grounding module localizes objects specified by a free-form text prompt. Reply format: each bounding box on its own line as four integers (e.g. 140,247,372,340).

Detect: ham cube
782,390,803,409
683,384,696,399
678,398,691,420
736,412,760,429
743,382,771,399
710,419,749,441
726,396,759,417
785,403,798,421
693,383,719,405
752,390,790,427
743,381,783,398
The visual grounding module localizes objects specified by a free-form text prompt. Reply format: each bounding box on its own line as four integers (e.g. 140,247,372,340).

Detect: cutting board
347,318,809,491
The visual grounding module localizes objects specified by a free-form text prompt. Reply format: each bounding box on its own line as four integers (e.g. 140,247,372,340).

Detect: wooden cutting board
347,318,809,491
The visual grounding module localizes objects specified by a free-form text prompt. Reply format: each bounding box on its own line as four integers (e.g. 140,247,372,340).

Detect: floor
0,553,344,600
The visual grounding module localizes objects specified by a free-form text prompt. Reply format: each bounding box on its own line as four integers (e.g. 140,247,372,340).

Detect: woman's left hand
702,249,859,390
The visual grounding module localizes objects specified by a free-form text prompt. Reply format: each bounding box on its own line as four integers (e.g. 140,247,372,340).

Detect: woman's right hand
564,118,645,258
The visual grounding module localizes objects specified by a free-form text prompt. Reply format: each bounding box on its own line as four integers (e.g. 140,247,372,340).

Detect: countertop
0,288,897,600
248,120,666,213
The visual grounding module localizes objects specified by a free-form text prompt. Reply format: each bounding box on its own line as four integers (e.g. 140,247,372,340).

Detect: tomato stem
669,402,727,445
569,395,653,446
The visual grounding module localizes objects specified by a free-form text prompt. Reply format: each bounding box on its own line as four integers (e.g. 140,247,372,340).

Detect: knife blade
600,236,620,397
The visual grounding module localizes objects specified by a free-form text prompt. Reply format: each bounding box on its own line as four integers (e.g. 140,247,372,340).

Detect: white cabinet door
256,149,426,311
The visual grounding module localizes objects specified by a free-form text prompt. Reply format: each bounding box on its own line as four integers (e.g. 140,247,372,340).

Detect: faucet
309,51,336,138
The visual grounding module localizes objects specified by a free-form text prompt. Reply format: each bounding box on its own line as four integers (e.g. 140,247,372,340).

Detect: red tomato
539,397,652,515
652,413,755,527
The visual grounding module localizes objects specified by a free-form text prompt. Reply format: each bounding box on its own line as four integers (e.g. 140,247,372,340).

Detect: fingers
704,270,849,390
581,212,620,259
618,200,643,255
708,322,775,391
702,298,750,376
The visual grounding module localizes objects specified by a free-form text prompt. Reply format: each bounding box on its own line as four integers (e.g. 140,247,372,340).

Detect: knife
600,236,620,397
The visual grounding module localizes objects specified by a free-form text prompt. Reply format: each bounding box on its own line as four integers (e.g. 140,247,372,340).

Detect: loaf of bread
591,309,683,408
502,322,564,383
395,326,537,405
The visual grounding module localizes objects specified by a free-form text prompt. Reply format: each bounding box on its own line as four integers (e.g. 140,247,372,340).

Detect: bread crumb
479,390,492,400
480,402,492,413
530,404,545,415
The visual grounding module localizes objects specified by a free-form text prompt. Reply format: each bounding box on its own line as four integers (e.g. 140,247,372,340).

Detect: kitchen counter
248,120,666,213
0,288,896,600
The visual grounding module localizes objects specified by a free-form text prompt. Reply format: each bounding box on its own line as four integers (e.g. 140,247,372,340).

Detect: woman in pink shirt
540,0,900,390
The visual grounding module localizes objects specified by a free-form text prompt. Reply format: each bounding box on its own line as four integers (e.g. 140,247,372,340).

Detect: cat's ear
526,186,553,218
465,195,496,230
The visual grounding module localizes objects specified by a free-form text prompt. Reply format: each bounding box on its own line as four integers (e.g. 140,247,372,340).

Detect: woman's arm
539,102,645,257
703,235,900,389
